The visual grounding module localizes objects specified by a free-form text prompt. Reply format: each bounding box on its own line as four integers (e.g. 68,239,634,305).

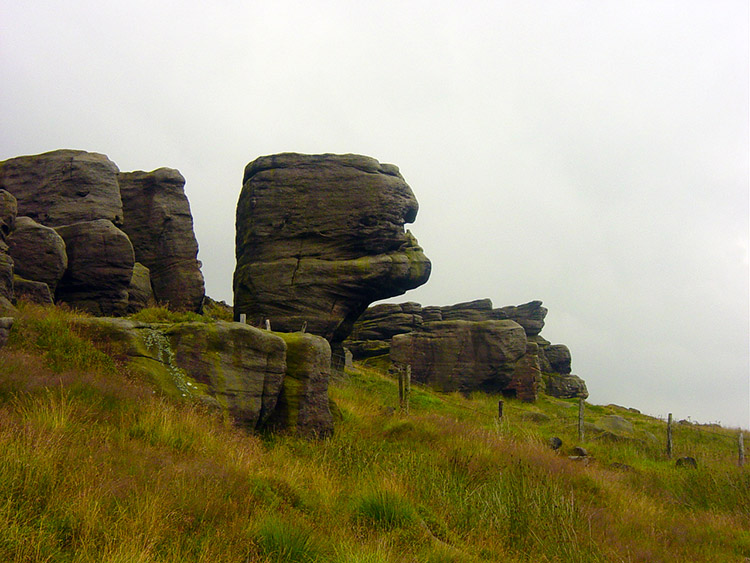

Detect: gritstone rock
544,372,588,399
0,150,123,227
7,216,67,291
0,189,18,244
54,219,134,316
545,344,572,374
118,168,205,312
0,190,17,313
390,319,528,395
263,332,334,437
233,153,431,347
127,262,156,314
13,276,53,305
72,317,332,435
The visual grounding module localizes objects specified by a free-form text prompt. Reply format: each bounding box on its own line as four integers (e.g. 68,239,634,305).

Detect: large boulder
545,344,572,374
390,320,528,395
118,168,205,312
7,216,68,291
233,153,431,346
54,219,135,316
0,150,123,227
264,332,334,437
74,318,287,430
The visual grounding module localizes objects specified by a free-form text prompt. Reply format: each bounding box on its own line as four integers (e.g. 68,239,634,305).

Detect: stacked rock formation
348,299,587,401
0,149,205,314
233,153,431,361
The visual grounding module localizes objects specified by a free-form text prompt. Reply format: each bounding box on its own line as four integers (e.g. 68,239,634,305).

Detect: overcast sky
2,1,748,428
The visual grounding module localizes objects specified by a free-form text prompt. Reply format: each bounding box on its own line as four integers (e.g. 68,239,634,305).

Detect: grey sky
2,1,748,428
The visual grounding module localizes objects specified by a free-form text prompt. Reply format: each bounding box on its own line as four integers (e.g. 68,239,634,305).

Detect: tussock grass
0,302,747,562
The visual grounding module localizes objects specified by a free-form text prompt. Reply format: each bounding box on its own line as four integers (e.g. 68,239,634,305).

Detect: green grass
0,302,747,562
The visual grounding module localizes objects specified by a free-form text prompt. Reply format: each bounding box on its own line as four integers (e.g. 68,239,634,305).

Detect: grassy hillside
0,302,748,562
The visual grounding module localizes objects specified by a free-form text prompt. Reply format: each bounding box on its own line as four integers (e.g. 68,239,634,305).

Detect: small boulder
548,436,563,450
675,456,698,469
7,216,68,291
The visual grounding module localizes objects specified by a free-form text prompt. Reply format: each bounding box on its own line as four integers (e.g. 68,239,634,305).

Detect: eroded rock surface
264,332,334,437
73,317,333,435
348,298,586,401
0,190,17,313
0,150,123,227
234,153,431,345
54,219,135,316
7,216,67,291
127,262,155,314
119,168,205,312
391,320,528,395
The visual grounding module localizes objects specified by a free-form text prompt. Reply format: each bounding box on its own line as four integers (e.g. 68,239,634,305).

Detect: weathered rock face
13,276,54,305
74,318,287,430
54,219,135,316
0,150,124,227
545,344,572,375
118,169,205,312
73,317,334,435
0,190,17,313
264,332,334,437
127,262,155,314
0,317,13,348
7,217,68,291
0,189,17,244
391,320,528,395
348,298,586,401
234,153,431,345
544,373,588,399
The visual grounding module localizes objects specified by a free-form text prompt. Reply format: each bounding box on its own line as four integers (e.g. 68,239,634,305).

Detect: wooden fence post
404,364,411,415
239,313,246,324
739,431,745,467
666,413,673,459
398,366,404,411
498,400,504,421
578,398,585,442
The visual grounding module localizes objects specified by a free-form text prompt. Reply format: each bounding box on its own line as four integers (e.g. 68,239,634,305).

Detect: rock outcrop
348,298,587,400
0,149,124,227
233,153,431,349
0,150,207,317
54,220,135,316
73,317,333,435
7,216,67,292
118,169,205,312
